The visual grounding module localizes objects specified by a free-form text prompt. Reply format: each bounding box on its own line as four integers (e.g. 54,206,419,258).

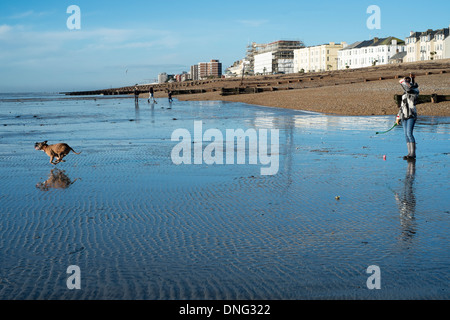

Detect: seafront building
174,71,190,82
388,51,407,64
252,40,304,75
190,59,223,80
405,31,422,62
164,24,450,82
158,72,168,84
293,42,347,73
224,59,245,77
338,36,405,70
225,40,304,77
225,42,273,76
208,60,222,78
190,65,199,81
405,25,450,62
198,62,209,79
242,42,263,75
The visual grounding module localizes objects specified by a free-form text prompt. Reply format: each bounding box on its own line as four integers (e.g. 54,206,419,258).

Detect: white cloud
0,24,12,37
9,10,34,19
8,10,53,19
237,19,269,27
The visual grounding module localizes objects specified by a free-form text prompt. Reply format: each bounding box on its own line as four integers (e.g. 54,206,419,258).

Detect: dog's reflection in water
36,168,79,191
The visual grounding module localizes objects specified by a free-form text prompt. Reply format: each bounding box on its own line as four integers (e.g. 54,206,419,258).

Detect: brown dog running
35,141,81,165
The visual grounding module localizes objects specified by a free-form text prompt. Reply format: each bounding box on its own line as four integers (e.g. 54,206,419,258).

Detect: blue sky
0,0,449,92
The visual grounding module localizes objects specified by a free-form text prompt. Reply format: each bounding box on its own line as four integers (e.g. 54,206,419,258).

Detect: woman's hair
405,76,411,82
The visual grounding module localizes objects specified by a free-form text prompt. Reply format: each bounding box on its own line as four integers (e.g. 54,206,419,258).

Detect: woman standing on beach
396,74,419,160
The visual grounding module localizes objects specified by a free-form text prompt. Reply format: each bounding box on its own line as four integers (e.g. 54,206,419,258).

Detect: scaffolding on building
245,40,305,75
244,42,266,75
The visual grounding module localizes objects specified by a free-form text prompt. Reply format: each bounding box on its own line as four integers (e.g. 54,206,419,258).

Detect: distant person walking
148,87,157,104
396,73,419,160
168,90,173,103
134,85,139,104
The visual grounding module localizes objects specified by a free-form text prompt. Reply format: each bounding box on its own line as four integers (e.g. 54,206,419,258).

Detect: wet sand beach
0,94,448,300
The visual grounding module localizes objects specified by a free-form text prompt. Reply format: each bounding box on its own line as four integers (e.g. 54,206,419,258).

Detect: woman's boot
404,142,416,160
409,142,416,159
403,143,411,160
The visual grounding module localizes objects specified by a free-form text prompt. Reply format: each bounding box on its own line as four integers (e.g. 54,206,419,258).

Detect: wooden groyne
61,79,225,96
220,86,295,96
394,94,450,107
62,88,131,96
62,66,450,99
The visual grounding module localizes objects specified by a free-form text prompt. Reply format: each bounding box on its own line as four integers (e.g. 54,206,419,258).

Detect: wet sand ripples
0,97,449,299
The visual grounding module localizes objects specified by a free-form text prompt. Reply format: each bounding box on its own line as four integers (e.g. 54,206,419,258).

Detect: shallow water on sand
0,94,449,300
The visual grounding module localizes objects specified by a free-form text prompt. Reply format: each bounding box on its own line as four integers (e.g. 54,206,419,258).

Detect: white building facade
254,52,274,74
158,72,168,84
225,60,245,77
252,40,304,75
294,42,347,73
254,52,297,75
338,37,405,70
405,32,421,62
406,26,450,62
435,27,450,60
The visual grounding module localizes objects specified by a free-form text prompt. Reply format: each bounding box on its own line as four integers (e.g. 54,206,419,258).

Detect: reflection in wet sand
148,101,156,124
395,160,417,244
134,101,140,123
36,168,79,191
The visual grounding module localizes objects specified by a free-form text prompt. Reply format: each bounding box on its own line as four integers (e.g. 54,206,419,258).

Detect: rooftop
341,37,404,50
408,25,450,39
389,51,407,60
